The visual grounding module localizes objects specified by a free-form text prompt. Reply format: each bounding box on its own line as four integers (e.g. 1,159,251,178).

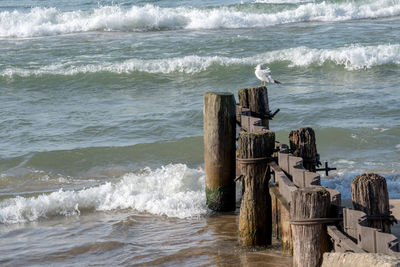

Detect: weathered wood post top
238,86,270,129
291,187,331,267
351,173,392,233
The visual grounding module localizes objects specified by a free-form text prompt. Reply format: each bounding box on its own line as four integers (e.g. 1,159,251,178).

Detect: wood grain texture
238,131,275,246
291,187,331,267
203,92,236,211
351,173,391,233
238,86,270,128
289,127,318,172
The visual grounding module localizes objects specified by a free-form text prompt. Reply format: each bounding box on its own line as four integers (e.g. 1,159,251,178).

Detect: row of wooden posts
203,87,399,266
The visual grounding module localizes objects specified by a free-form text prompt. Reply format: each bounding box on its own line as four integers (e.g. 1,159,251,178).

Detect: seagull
254,64,281,86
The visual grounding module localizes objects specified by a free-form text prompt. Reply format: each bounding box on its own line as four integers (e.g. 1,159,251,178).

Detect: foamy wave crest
1,0,400,37
263,44,400,70
254,0,314,3
1,55,249,76
2,44,400,77
0,164,207,224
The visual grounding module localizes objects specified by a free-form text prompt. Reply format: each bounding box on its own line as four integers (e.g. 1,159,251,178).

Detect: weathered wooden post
238,130,275,246
289,127,319,172
203,92,236,211
351,173,391,233
238,86,270,128
291,187,331,267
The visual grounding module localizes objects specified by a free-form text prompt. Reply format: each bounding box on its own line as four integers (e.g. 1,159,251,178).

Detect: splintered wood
289,127,318,172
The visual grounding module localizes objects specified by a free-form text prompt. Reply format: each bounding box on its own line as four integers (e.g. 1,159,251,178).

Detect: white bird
254,64,281,86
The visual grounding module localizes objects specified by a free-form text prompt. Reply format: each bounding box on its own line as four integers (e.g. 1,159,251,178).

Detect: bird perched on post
254,64,281,86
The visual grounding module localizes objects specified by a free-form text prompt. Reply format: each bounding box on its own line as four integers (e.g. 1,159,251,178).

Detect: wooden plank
357,221,378,253
327,225,365,253
291,167,305,188
238,114,266,132
343,208,366,240
376,231,400,255
304,171,321,186
270,186,293,254
288,155,303,176
278,151,290,174
269,161,296,204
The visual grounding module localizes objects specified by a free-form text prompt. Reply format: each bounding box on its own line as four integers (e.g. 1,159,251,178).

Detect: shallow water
0,210,292,266
1,0,400,264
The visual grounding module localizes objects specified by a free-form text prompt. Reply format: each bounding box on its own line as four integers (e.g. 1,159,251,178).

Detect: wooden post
270,186,293,254
351,173,391,233
291,187,331,267
238,86,270,128
289,127,319,172
203,92,236,211
238,130,275,246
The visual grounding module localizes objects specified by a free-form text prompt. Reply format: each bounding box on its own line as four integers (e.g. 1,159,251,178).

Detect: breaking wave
1,0,400,37
0,164,207,224
2,43,400,77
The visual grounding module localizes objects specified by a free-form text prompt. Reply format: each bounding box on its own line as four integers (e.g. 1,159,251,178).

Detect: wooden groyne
203,86,400,266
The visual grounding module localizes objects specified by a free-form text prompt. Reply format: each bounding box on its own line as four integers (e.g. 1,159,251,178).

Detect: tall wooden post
291,187,331,267
203,92,236,211
238,130,275,246
351,173,391,233
238,86,270,128
289,127,319,172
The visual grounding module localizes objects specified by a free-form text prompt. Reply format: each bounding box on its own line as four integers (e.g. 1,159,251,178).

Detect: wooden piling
237,130,275,246
291,187,331,267
270,186,293,254
289,127,319,172
203,92,236,211
238,86,270,128
351,173,391,233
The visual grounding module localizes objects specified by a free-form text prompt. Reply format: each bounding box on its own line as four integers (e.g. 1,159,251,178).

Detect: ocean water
1,0,400,265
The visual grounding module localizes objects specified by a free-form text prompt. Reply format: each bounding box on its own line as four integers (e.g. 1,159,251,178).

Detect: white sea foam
0,164,207,224
1,0,400,37
254,0,314,3
2,43,400,77
322,172,400,199
373,127,389,132
334,159,356,165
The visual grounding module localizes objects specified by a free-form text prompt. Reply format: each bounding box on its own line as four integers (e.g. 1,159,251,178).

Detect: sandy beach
390,199,400,237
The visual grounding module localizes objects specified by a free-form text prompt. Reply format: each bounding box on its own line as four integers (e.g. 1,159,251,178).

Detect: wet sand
389,199,400,237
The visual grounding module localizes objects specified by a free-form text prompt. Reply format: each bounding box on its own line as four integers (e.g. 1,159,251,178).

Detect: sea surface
1,0,400,265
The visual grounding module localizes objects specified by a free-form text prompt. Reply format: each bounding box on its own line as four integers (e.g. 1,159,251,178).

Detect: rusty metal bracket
245,108,280,120
270,108,280,119
316,161,337,176
365,214,398,225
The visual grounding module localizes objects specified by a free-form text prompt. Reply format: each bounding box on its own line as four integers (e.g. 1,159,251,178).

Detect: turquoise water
1,0,400,265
